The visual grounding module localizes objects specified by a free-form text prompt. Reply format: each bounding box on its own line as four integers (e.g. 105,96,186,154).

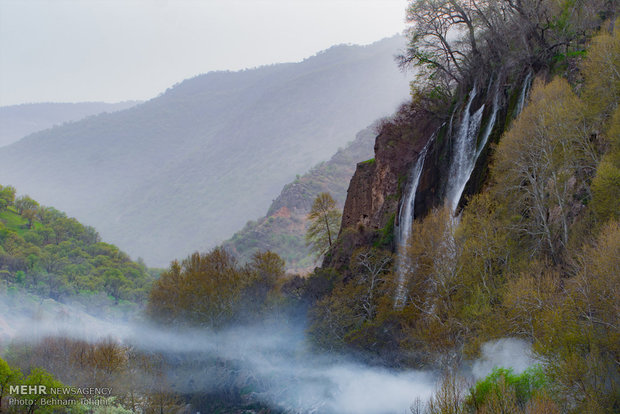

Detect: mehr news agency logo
7,384,113,407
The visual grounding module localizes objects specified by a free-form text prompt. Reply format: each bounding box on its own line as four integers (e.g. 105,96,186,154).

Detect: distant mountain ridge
223,125,376,273
0,36,410,266
0,101,140,147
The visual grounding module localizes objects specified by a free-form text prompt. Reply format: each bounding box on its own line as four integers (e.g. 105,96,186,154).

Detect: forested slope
0,186,154,307
309,2,620,411
0,101,139,147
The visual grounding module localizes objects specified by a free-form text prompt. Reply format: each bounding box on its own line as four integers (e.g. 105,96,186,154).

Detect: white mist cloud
0,292,535,413
471,338,536,379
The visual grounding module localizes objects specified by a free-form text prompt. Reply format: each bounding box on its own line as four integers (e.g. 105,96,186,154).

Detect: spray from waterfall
393,133,436,309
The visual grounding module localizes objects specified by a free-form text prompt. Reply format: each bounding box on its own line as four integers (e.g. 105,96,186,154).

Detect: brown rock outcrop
323,103,442,270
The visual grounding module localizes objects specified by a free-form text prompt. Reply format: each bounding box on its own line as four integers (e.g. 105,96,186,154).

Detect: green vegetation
147,248,291,328
0,356,85,413
466,367,550,411
0,187,154,306
304,11,620,414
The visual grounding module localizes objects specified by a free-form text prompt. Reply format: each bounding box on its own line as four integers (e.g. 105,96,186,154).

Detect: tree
147,247,246,327
401,0,611,98
492,77,592,263
0,185,16,211
403,206,459,317
533,221,620,411
20,367,81,413
103,268,128,303
241,250,286,317
0,357,22,410
305,192,341,258
592,109,620,220
582,18,620,129
15,195,39,215
351,248,393,321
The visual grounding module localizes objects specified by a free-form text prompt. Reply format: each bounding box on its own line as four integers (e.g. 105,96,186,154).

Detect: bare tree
305,192,342,258
352,248,393,321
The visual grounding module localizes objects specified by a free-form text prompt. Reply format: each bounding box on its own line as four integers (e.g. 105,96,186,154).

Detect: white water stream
393,134,436,308
393,77,513,308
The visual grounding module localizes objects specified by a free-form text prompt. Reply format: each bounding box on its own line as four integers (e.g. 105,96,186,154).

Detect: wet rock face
324,104,441,269
325,73,527,271
339,159,376,232
342,105,441,233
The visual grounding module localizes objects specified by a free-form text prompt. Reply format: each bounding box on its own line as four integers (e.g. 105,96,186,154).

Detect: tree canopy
0,187,154,306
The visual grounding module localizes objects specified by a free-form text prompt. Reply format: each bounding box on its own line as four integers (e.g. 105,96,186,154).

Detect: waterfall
392,81,501,308
444,85,484,212
393,134,435,309
445,82,500,213
475,84,500,161
515,71,533,117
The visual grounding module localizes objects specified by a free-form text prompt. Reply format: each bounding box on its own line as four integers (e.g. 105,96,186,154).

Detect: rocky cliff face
323,103,442,269
341,106,441,233
325,71,533,271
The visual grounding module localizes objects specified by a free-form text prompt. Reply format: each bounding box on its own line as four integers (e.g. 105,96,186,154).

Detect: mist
0,292,534,413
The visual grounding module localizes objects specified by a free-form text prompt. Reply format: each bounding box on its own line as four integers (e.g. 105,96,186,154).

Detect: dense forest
0,186,155,311
1,0,619,413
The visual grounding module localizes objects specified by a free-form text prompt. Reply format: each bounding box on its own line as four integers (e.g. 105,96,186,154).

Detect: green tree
0,357,22,410
0,185,16,211
14,195,39,215
103,268,128,303
492,77,591,263
147,247,246,327
20,367,82,413
305,192,341,258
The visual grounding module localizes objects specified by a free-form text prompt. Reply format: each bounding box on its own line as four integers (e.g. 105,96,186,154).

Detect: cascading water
392,74,533,308
393,134,435,309
445,81,501,213
392,81,501,308
444,85,484,212
515,71,533,117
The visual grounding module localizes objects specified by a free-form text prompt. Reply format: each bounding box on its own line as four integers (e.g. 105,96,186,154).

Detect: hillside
0,36,410,267
0,185,154,310
308,5,619,412
0,101,139,147
223,125,376,273
2,4,618,412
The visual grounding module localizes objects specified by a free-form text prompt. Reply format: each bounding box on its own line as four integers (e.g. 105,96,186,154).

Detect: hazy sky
0,0,409,106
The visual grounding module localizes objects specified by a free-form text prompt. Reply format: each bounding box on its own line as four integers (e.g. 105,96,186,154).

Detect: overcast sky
0,0,409,106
